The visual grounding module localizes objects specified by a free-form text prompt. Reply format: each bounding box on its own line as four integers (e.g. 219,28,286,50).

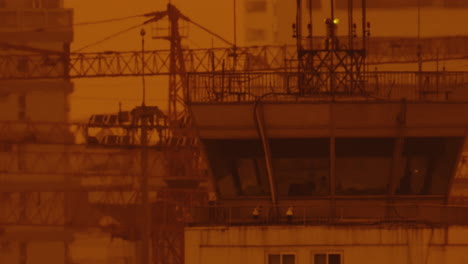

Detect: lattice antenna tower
295,0,370,97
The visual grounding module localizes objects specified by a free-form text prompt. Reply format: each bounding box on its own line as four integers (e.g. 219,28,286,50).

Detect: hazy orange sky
63,0,468,120
66,0,235,51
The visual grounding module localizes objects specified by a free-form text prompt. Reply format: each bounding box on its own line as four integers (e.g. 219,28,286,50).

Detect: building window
267,253,296,264
245,0,267,13
246,28,267,42
312,252,342,264
18,94,26,121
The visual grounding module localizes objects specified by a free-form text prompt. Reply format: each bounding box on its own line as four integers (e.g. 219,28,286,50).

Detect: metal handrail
187,71,468,103
189,203,468,226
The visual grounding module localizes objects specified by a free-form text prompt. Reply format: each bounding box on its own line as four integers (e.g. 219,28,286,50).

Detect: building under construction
0,0,468,264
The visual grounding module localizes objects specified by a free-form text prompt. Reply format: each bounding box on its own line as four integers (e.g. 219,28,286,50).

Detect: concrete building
0,0,74,263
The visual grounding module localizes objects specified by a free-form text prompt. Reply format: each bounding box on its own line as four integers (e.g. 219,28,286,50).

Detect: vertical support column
62,43,70,81
446,129,468,203
254,103,277,209
308,0,313,49
387,100,406,219
329,103,336,219
63,151,72,264
296,0,303,53
19,242,27,264
361,0,367,52
348,0,354,50
62,35,73,264
140,110,151,264
361,0,368,91
330,0,336,99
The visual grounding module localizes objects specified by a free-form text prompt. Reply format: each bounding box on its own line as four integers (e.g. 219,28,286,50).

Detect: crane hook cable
72,19,154,52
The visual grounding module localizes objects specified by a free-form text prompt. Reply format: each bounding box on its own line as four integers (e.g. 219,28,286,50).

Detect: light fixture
252,206,260,219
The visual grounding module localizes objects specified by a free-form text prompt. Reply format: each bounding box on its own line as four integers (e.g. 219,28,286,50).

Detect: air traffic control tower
185,1,468,264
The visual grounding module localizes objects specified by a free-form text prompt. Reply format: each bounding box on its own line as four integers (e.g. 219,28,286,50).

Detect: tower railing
189,203,468,226
187,71,468,103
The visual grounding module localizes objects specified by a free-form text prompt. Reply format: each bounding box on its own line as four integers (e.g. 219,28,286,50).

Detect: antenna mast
296,0,369,97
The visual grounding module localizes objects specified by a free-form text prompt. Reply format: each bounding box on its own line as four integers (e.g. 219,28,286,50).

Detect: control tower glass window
204,139,270,198
335,138,393,195
395,137,462,195
271,138,330,197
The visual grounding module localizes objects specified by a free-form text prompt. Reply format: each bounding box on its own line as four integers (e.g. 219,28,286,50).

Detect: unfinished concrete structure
0,0,73,263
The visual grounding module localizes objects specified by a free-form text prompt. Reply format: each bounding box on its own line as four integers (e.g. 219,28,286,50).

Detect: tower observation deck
187,70,468,224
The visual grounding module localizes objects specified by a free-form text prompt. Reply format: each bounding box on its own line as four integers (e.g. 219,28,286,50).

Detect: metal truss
1,37,468,81
0,46,294,81
299,49,366,96
187,71,468,103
